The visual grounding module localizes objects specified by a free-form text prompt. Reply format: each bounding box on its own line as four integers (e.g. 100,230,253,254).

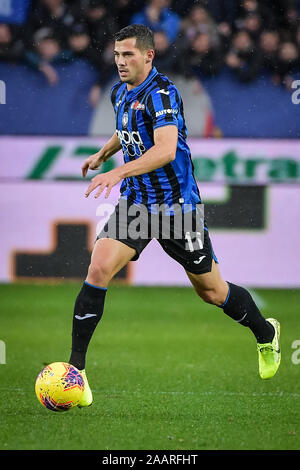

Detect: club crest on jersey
122,112,128,128
131,100,145,111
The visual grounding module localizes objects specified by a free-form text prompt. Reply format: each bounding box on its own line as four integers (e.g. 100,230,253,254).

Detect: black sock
219,282,274,343
69,281,107,370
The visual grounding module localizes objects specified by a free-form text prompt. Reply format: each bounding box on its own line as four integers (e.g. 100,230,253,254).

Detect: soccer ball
35,362,84,412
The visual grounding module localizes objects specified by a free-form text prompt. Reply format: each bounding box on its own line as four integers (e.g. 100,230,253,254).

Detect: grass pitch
0,283,299,450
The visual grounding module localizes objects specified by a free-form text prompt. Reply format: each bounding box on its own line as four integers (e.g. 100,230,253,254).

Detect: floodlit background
1,0,300,452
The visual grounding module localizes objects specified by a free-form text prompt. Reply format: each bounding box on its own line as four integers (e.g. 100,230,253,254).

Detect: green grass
0,283,299,450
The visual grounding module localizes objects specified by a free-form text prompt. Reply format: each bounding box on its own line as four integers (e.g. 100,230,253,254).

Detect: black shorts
97,199,218,274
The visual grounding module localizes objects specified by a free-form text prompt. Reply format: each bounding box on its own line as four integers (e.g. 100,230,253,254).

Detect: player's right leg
69,238,136,406
86,237,136,288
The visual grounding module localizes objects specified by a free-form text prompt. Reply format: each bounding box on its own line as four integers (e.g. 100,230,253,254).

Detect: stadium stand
0,0,300,137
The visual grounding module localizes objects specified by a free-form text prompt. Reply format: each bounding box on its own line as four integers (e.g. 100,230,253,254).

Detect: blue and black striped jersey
110,66,201,211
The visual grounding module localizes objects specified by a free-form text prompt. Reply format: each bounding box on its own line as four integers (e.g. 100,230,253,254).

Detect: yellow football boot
257,318,281,379
78,369,93,407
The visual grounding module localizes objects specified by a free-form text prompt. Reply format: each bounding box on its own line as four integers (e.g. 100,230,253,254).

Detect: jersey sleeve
145,84,180,130
110,81,122,109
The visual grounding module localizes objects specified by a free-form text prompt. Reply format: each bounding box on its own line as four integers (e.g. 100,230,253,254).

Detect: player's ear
145,49,154,63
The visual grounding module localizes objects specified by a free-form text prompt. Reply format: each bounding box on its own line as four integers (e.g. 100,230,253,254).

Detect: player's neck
126,65,153,91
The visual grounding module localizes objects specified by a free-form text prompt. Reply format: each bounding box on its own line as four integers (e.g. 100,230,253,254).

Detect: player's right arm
82,132,122,177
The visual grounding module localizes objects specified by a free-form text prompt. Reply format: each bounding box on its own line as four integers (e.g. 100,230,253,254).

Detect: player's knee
87,260,112,286
197,288,222,306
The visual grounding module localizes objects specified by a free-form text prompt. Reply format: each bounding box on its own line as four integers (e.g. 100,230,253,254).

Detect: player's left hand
84,168,123,199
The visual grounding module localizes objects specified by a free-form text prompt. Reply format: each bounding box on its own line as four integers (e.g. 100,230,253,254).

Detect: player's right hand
82,152,104,178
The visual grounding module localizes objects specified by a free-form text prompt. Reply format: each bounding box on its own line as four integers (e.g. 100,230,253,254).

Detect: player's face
114,37,154,89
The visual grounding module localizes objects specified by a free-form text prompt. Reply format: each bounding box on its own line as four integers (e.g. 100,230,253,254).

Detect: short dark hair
114,24,154,51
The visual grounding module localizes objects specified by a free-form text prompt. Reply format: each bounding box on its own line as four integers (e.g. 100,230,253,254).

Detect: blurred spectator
67,22,100,67
80,0,116,106
239,11,263,42
85,0,116,54
190,31,224,77
205,0,238,28
273,40,300,89
259,30,280,76
0,24,24,62
110,0,146,30
283,3,300,35
206,1,238,65
131,0,180,43
225,30,262,82
258,0,299,31
216,21,233,54
179,3,220,47
170,0,197,17
237,0,275,29
153,30,176,75
178,31,224,79
0,0,32,26
295,22,300,50
24,27,73,85
24,0,79,47
88,40,116,107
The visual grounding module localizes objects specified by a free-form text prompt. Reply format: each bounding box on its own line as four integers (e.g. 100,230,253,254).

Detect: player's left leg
186,260,273,341
186,261,281,379
185,259,228,306
158,206,281,379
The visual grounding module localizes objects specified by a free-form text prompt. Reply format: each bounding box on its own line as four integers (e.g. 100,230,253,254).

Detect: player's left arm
85,125,178,199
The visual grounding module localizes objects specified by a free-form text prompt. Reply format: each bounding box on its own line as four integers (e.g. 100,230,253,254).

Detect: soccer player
68,24,281,407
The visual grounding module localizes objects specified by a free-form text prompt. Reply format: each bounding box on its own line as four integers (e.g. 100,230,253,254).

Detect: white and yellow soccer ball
35,362,84,412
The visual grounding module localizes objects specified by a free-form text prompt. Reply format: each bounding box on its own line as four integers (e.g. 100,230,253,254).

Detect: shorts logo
155,109,178,118
193,255,206,265
122,112,128,128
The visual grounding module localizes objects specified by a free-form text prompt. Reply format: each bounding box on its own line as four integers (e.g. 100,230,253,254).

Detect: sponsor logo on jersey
155,108,178,118
116,129,146,157
131,100,145,111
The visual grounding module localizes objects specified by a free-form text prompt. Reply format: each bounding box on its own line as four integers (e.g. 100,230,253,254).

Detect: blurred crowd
1,0,300,106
